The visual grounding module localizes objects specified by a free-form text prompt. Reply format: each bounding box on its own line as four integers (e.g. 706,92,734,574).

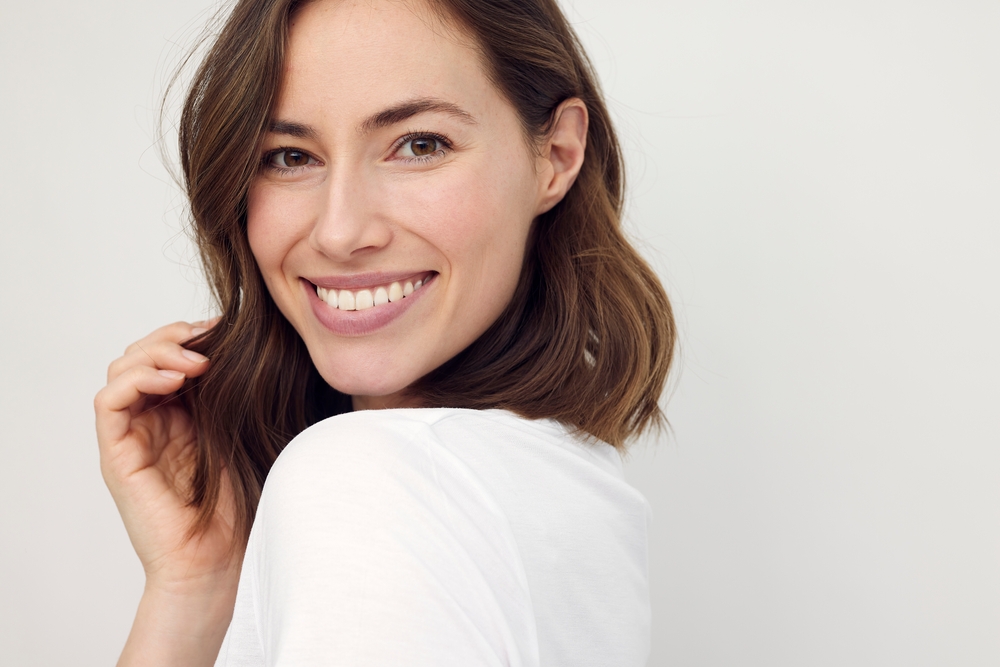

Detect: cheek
244,184,318,331
386,154,538,283
246,188,276,269
246,185,302,277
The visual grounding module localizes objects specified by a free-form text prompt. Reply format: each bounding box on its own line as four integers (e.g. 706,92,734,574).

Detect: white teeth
339,290,356,311
318,276,429,312
355,289,374,310
318,287,337,308
317,287,338,307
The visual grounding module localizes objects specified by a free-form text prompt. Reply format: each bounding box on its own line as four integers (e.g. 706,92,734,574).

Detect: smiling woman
94,0,674,664
249,2,557,404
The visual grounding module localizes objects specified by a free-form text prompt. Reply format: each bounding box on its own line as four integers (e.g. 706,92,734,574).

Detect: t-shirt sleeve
240,415,540,667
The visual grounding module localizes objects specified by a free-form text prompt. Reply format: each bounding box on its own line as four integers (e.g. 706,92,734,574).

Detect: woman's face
248,0,556,409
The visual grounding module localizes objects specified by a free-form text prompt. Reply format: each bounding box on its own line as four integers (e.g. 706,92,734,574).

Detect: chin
303,336,450,407
312,362,413,403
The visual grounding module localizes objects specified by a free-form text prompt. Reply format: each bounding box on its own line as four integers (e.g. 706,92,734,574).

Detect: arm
95,320,239,666
118,576,239,667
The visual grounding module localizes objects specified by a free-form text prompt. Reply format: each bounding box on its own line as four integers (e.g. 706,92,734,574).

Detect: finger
95,366,187,445
187,315,224,342
108,339,210,383
124,320,215,357
191,315,222,329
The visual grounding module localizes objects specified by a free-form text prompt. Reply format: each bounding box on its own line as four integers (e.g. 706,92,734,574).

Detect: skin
250,0,585,410
94,0,587,664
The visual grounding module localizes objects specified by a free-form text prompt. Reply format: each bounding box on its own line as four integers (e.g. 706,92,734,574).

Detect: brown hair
176,0,675,544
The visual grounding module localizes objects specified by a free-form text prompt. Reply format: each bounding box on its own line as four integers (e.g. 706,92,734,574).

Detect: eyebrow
267,97,477,140
358,97,477,135
268,120,318,140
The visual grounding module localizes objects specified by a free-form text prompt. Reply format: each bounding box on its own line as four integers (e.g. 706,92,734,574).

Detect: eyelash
391,131,453,163
261,147,316,175
260,131,454,174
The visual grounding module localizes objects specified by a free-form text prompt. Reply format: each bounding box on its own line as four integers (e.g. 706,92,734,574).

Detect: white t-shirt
214,408,652,666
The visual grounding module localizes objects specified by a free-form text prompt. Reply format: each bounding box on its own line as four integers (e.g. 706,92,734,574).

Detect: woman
95,0,675,664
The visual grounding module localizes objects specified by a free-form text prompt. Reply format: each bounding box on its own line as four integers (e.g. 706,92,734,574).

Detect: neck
351,391,422,412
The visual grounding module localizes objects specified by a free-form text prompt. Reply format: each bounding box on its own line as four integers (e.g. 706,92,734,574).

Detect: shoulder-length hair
177,0,675,543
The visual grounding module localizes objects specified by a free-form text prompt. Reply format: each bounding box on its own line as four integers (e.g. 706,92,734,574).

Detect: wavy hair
175,0,676,543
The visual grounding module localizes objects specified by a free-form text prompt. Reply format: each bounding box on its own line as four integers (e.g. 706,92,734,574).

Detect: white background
1,0,997,665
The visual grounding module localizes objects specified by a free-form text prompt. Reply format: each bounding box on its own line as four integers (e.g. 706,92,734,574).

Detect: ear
535,98,589,215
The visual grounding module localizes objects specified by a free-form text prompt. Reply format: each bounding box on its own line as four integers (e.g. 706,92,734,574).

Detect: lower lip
304,275,434,337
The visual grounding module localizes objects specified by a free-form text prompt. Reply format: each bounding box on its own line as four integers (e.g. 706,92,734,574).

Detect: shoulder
243,409,542,664
256,409,524,548
268,407,606,484
264,408,505,496
253,408,536,588
264,408,630,515
267,408,437,483
272,407,517,466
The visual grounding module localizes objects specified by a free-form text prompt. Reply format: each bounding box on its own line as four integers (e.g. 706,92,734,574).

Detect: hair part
172,0,675,546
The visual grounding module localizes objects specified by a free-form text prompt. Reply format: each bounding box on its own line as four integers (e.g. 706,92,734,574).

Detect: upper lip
305,271,435,291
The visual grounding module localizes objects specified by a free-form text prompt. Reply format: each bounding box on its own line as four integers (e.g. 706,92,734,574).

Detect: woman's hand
95,320,239,666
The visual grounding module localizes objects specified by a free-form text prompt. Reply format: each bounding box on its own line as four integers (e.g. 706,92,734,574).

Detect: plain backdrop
1,0,997,665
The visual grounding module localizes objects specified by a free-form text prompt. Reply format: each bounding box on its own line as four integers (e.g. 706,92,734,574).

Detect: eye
394,133,450,161
265,148,318,171
405,137,439,157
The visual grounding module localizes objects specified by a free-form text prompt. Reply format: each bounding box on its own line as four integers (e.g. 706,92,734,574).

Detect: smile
314,274,433,311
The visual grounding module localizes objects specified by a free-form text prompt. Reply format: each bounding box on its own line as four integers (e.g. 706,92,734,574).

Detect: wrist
117,572,240,667
142,574,239,623
143,563,240,602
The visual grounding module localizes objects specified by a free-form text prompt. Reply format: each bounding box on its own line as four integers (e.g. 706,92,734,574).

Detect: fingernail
158,370,185,380
191,327,209,336
182,349,208,363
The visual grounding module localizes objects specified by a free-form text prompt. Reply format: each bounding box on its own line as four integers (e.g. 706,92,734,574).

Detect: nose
308,166,392,261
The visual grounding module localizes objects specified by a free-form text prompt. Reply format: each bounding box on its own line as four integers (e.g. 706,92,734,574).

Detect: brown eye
397,135,446,160
409,137,438,156
268,149,316,169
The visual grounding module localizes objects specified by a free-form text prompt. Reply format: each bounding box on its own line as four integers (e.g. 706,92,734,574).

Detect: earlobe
536,98,589,215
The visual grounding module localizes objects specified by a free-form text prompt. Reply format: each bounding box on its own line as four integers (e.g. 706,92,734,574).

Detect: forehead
280,0,492,121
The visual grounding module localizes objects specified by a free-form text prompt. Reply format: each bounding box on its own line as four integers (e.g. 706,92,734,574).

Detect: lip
302,272,436,337
307,271,435,291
